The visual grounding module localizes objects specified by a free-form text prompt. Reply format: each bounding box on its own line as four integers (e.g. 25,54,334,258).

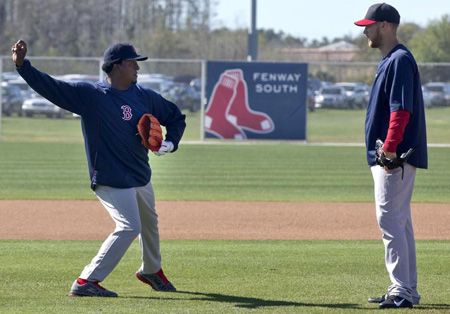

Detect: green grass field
1,110,449,313
1,240,450,313
0,110,449,201
306,107,450,143
1,107,450,143
0,142,449,202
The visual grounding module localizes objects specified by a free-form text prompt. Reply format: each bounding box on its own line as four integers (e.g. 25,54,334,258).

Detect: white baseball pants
371,163,420,303
79,181,161,282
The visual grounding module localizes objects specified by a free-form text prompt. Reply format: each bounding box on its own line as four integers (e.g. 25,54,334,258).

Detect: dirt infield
0,200,449,240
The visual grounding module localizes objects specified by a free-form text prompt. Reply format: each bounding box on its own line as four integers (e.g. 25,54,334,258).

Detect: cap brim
102,56,148,71
127,55,148,61
354,19,377,26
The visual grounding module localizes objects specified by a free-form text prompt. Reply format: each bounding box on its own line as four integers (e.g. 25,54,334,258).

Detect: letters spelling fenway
253,72,302,94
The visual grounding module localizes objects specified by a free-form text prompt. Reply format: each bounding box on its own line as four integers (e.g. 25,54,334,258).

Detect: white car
22,94,66,118
424,82,450,107
314,85,353,109
335,82,370,108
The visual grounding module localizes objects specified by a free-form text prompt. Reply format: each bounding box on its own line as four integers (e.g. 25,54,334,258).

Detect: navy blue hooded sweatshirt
17,60,186,189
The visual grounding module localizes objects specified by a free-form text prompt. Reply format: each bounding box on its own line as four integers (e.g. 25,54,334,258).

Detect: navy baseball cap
102,43,148,71
354,3,400,26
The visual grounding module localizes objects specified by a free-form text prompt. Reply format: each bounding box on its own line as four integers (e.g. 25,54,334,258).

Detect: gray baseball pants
371,163,420,304
79,181,161,282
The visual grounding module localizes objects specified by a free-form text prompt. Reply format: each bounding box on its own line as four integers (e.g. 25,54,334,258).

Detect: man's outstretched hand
11,40,27,67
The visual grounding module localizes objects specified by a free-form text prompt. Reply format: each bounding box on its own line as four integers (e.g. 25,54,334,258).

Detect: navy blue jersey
365,44,427,169
18,60,186,189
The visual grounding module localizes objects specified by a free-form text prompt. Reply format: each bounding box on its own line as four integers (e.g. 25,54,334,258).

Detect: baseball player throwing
355,3,428,309
12,40,186,297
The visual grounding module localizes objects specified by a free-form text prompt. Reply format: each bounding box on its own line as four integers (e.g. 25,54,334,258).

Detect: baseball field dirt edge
1,200,449,240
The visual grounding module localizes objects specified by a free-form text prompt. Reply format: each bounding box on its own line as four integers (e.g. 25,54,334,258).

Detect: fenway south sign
205,61,308,140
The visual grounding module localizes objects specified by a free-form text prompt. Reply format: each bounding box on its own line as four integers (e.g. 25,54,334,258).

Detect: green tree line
1,0,449,65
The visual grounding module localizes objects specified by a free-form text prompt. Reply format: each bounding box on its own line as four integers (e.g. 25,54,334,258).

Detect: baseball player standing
355,3,428,309
12,40,186,297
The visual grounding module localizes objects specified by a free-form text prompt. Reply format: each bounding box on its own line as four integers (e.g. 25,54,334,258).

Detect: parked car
314,85,353,109
335,82,370,108
306,88,316,112
189,78,201,91
22,93,67,118
161,82,201,112
422,85,444,108
307,78,324,93
138,74,173,94
7,78,31,97
1,71,20,82
423,82,450,106
1,81,24,116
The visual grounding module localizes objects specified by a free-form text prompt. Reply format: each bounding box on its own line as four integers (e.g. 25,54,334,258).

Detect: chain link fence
308,61,450,84
0,56,206,141
1,56,449,142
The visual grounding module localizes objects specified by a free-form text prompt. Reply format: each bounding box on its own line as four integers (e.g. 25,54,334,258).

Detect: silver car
22,94,66,118
335,82,370,108
314,85,353,109
424,82,450,107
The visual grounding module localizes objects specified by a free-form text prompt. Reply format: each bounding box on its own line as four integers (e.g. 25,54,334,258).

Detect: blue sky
213,0,449,40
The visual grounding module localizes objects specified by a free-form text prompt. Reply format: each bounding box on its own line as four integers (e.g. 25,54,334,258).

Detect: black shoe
368,294,386,303
379,295,413,309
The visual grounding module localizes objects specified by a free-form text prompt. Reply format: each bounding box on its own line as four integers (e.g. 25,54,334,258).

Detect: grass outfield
307,107,450,143
1,240,449,314
1,107,449,143
0,142,449,202
0,108,448,201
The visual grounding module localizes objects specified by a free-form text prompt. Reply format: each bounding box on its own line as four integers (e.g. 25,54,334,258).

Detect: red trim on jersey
384,110,410,153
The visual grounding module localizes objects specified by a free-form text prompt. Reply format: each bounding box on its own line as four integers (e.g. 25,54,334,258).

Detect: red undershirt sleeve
384,109,411,153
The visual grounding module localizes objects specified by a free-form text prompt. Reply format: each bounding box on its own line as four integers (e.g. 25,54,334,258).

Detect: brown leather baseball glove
137,113,163,152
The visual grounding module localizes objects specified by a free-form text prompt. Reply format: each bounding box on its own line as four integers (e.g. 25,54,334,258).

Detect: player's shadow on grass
177,293,450,310
178,291,361,309
128,290,361,310
415,304,450,310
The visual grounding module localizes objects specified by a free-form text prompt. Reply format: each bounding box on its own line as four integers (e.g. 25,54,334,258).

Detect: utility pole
247,0,258,61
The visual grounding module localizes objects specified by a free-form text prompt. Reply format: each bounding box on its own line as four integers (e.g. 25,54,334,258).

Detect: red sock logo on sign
225,69,274,133
205,69,275,139
205,73,246,139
